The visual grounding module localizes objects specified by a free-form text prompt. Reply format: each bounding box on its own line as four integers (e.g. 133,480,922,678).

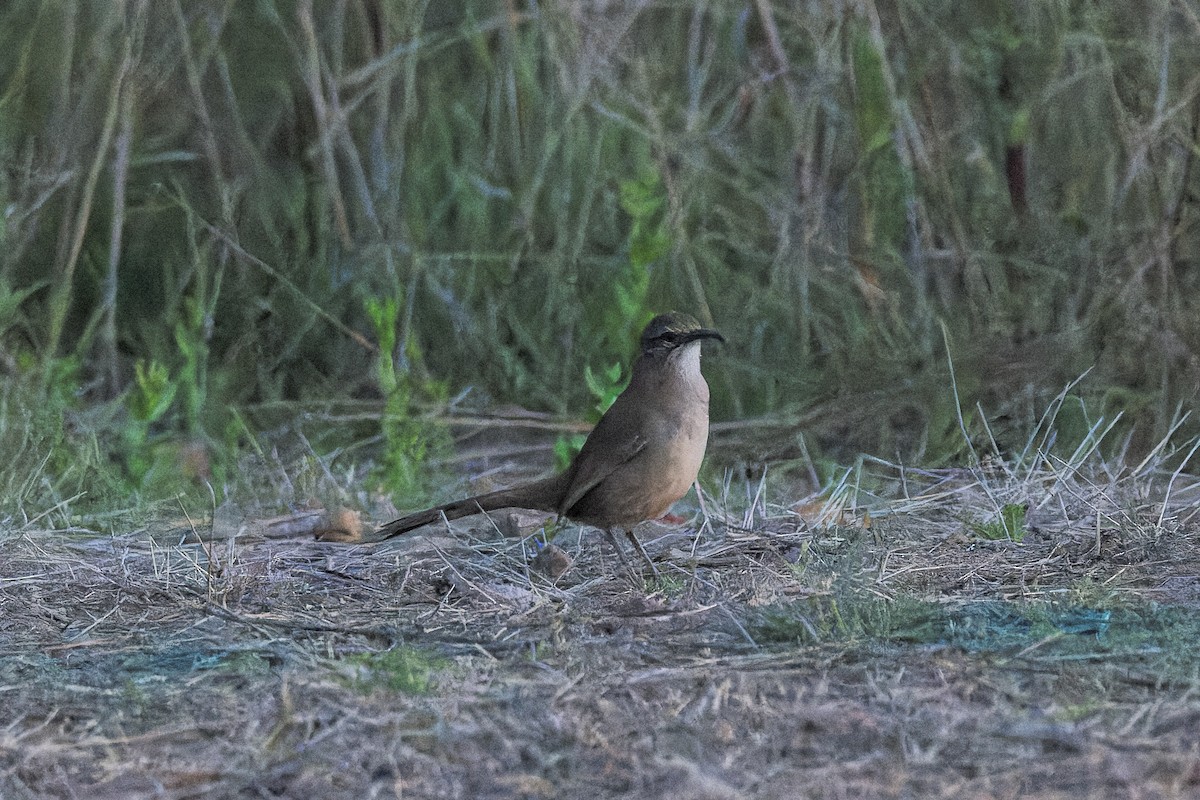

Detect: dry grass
2,448,1199,799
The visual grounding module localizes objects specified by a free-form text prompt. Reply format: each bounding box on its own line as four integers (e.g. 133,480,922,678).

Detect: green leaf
971,503,1027,542
583,362,626,415
618,172,665,217
129,360,177,424
0,278,45,330
553,432,587,470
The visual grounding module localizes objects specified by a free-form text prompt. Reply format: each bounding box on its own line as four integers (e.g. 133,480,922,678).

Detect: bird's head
639,312,724,356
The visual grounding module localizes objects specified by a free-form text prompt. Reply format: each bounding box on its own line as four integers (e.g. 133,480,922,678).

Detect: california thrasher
373,311,724,574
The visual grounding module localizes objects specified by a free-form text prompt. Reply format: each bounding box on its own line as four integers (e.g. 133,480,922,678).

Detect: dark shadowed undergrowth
1,0,1199,520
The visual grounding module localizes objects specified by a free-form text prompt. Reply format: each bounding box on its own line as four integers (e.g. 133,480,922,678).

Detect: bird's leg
601,528,642,582
623,528,661,580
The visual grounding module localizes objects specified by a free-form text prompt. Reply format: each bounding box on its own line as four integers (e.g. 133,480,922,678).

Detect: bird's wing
555,393,652,515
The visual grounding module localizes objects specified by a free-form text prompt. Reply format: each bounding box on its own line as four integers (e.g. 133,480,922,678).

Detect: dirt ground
2,465,1200,799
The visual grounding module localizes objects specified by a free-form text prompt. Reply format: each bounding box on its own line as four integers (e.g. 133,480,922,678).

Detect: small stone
530,542,573,580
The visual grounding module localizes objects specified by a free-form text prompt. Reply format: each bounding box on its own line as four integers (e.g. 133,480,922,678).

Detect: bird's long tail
373,474,569,540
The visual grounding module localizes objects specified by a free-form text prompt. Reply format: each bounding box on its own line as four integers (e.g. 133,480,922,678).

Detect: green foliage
753,594,946,646
552,433,587,472
549,155,660,464
0,0,1197,488
128,360,177,425
0,365,129,524
122,360,177,487
850,25,912,258
0,279,42,332
753,596,1200,681
365,296,400,394
971,503,1029,542
366,295,447,506
606,155,661,345
554,157,662,468
340,646,444,695
583,362,628,416
752,595,1038,648
646,573,687,598
619,166,671,276
554,360,628,470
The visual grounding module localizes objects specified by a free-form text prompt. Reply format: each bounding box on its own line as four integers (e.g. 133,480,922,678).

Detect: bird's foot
601,528,661,586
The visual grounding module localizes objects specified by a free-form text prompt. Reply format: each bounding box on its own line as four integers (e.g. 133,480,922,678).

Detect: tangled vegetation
0,1,1198,518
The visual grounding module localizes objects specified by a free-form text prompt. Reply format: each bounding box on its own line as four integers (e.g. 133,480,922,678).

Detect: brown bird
372,311,724,575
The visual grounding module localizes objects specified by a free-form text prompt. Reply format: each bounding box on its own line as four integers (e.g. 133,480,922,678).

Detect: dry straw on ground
3,443,1200,799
